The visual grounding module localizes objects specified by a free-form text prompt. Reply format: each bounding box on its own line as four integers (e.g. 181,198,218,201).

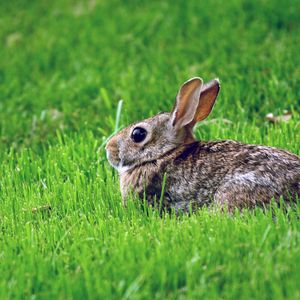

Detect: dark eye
131,127,147,143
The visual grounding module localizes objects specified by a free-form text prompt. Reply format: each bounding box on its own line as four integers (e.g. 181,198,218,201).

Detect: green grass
1,0,300,299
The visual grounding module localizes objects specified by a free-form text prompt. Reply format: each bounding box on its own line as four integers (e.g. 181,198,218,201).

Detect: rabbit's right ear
170,77,203,130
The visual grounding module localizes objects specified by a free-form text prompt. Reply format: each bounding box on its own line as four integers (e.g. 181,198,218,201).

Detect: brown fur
117,141,300,211
106,77,300,212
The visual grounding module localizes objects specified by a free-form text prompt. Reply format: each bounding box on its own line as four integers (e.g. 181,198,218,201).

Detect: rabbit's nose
105,136,120,168
105,136,118,152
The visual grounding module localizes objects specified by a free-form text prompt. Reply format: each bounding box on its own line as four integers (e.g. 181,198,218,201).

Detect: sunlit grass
0,0,300,299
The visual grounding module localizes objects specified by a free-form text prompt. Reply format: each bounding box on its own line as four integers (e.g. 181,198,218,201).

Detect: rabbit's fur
106,78,300,211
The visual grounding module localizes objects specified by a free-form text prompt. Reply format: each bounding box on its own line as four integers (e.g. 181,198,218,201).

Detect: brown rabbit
106,77,300,211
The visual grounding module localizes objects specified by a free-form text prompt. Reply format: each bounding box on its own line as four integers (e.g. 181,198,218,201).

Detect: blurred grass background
1,0,300,149
0,0,300,299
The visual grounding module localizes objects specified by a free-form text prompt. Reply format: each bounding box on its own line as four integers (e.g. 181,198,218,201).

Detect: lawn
1,0,300,299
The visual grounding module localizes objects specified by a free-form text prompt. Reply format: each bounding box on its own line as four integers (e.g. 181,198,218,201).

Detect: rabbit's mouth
106,147,133,173
106,149,120,168
107,154,133,174
106,148,135,174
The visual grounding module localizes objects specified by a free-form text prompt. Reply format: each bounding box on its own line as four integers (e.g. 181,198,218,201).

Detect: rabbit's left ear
190,78,220,126
171,77,203,130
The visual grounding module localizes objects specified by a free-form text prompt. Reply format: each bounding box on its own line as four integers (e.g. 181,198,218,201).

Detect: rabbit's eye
131,127,147,143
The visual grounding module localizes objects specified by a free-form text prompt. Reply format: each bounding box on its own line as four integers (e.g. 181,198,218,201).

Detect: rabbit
105,77,300,212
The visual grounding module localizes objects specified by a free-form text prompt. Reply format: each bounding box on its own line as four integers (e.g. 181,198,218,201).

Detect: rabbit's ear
191,79,220,125
171,77,203,130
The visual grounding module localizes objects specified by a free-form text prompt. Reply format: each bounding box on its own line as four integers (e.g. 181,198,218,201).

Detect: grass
0,0,300,299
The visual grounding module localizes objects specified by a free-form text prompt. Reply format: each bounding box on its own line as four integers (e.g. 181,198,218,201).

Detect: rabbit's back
165,140,300,210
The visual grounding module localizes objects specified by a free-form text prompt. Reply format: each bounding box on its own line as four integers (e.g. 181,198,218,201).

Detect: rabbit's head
106,77,220,173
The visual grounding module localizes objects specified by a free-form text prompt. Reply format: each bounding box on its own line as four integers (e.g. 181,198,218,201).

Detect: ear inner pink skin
193,79,220,124
171,77,203,130
106,77,300,212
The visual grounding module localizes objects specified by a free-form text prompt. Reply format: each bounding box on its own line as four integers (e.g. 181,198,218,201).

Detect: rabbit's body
120,139,300,211
106,77,300,211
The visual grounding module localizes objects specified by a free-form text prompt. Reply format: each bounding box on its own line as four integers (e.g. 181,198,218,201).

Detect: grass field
1,0,300,299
